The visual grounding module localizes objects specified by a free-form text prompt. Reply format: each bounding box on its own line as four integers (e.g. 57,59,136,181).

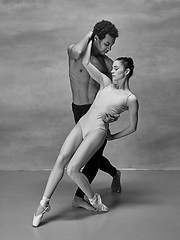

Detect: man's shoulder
67,44,82,60
67,44,74,56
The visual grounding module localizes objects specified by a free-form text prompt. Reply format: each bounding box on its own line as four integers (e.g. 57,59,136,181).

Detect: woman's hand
88,30,93,40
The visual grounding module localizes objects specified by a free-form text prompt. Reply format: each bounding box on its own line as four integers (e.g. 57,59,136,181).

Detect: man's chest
90,56,109,76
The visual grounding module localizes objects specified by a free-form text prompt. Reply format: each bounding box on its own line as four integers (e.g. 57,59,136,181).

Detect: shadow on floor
40,181,162,226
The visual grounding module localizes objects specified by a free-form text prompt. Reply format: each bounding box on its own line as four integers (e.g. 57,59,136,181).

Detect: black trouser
72,103,116,198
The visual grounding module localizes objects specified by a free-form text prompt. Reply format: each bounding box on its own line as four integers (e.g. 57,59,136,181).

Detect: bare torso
68,53,113,105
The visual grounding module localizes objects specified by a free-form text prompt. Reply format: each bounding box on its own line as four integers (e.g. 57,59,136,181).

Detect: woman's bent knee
67,165,78,180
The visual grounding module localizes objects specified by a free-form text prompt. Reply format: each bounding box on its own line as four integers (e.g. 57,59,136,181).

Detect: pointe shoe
32,197,51,227
89,193,109,212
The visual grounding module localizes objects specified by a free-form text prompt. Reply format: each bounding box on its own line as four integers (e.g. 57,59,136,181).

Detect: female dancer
32,40,139,227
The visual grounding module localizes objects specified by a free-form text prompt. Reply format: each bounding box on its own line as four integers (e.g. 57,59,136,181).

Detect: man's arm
67,31,93,60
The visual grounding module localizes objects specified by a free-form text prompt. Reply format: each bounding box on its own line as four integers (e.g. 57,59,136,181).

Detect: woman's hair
116,57,134,78
92,20,119,41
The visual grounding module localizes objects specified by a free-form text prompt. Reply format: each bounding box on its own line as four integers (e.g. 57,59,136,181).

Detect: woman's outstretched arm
82,41,111,89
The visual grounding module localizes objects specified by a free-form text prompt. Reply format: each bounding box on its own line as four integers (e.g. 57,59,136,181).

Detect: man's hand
103,113,120,123
106,129,114,141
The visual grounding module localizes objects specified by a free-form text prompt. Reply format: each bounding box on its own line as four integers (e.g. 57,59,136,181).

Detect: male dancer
67,20,121,210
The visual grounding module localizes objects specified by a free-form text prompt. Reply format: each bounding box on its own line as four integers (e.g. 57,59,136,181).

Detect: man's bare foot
72,196,96,211
111,170,122,193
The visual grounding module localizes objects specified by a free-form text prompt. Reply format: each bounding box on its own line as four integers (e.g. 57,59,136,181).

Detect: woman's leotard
78,84,133,138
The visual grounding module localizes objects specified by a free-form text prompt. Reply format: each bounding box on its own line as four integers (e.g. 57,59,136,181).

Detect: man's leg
99,155,121,193
80,139,121,194
74,141,107,198
74,139,121,197
73,140,121,210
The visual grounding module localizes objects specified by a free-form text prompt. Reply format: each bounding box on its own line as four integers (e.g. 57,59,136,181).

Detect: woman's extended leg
32,125,83,227
43,125,83,199
67,129,107,199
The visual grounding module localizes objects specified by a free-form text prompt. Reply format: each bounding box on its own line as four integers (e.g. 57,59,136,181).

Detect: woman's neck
114,78,130,90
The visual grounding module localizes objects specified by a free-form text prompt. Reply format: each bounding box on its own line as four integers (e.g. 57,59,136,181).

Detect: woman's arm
82,41,111,89
67,31,93,60
107,95,139,140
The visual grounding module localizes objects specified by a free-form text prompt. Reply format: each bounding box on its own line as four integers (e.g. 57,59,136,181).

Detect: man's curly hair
92,20,119,40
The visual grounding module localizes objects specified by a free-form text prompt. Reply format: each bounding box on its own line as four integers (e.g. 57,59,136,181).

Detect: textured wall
0,0,179,170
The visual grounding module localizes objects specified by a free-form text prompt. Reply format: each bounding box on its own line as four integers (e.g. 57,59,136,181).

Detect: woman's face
111,60,126,84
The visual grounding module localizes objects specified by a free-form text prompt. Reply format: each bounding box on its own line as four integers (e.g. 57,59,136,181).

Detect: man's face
95,34,115,55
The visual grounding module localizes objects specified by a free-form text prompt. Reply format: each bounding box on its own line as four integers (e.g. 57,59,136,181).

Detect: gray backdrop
0,0,179,170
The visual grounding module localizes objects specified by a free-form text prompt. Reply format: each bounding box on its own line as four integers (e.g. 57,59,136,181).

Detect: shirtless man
67,20,121,210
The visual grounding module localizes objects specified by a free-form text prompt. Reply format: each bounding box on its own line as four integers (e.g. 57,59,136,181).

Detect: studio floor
0,170,180,240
